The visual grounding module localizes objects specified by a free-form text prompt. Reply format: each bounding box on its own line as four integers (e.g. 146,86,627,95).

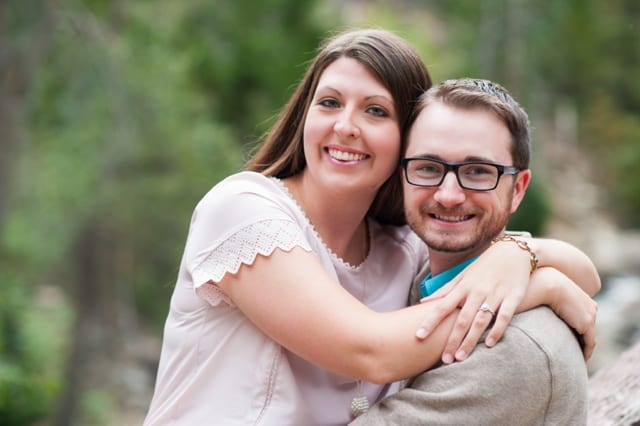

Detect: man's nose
433,171,466,207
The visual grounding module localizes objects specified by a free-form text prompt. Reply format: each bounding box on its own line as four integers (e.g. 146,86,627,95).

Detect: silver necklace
351,221,370,418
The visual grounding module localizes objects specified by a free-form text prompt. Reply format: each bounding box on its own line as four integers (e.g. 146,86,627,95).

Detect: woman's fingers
450,303,496,362
437,285,486,363
415,293,459,341
574,299,597,361
441,286,525,363
484,293,520,348
581,326,596,361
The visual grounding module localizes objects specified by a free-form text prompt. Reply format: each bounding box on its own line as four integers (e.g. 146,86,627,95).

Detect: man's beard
407,203,512,254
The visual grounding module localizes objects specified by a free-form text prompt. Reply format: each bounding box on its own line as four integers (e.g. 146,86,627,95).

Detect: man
351,79,589,425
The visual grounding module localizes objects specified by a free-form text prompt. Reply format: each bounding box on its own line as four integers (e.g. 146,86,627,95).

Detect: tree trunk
53,218,137,425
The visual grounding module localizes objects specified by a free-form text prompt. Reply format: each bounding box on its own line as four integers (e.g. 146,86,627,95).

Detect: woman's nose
333,110,361,138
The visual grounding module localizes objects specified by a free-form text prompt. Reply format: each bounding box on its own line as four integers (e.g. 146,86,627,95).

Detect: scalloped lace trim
194,219,312,306
272,178,367,270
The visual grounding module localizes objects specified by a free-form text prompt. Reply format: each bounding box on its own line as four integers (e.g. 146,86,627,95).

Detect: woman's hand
415,240,532,364
533,267,598,360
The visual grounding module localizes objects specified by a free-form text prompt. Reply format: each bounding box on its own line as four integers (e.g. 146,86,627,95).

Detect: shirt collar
419,256,479,298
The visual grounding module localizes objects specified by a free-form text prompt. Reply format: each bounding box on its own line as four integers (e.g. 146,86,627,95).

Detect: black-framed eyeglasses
402,157,521,191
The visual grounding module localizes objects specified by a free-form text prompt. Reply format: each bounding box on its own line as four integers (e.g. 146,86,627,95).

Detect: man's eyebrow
404,153,439,159
463,155,496,163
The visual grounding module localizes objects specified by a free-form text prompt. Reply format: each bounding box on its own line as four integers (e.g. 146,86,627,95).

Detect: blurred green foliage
0,283,70,424
508,180,551,236
1,0,329,423
430,0,640,227
1,0,639,424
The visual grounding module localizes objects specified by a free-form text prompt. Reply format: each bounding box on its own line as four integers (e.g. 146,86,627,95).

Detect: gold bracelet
491,235,539,274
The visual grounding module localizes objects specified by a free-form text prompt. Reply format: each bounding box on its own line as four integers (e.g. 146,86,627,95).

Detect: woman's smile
326,147,370,163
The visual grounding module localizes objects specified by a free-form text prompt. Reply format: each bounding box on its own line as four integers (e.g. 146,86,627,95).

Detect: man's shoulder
508,306,583,360
406,306,587,417
411,307,585,388
509,306,569,339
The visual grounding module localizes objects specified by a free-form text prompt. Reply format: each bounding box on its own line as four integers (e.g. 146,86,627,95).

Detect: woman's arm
414,236,600,364
526,237,601,296
217,246,455,384
516,266,598,360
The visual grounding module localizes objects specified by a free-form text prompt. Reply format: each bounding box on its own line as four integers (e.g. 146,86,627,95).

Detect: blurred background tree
1,0,638,424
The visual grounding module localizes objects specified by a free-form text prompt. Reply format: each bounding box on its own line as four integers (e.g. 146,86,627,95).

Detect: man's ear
510,169,531,213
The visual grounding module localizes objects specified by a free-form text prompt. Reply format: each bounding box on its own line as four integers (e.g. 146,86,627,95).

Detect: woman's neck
284,173,374,264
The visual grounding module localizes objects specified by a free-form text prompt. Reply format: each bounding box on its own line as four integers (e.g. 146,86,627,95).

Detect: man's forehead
406,104,513,162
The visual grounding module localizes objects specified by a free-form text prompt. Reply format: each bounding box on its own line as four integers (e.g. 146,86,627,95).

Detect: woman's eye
367,106,388,117
319,98,339,108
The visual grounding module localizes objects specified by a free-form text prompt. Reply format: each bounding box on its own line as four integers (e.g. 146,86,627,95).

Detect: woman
144,28,599,425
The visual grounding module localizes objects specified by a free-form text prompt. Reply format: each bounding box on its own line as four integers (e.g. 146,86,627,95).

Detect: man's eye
421,166,438,173
465,166,493,176
415,164,442,175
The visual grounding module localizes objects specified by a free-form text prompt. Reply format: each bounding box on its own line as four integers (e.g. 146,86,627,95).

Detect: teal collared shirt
419,256,479,298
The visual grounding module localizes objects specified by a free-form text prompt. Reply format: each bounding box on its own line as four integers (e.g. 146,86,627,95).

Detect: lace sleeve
193,218,312,306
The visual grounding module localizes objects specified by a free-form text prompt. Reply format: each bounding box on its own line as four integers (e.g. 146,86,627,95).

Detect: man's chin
425,239,474,253
430,245,471,253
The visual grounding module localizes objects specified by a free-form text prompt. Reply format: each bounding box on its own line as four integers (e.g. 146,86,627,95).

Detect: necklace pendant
351,395,370,418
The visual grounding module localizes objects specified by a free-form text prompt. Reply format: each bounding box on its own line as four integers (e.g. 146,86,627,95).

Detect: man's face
403,102,530,257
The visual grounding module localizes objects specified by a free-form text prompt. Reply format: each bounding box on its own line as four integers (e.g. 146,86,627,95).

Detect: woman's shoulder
208,171,279,195
190,171,302,235
197,171,283,208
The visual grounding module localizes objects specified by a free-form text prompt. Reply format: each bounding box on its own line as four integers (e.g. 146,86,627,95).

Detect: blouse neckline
272,176,370,270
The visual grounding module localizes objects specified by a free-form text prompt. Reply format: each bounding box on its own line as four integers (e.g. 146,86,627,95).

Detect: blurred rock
588,340,640,426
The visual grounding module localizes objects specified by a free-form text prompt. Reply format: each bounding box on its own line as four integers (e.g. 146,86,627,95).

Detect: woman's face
302,57,401,198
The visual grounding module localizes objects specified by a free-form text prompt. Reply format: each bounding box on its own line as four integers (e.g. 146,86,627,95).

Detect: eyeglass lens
406,159,502,190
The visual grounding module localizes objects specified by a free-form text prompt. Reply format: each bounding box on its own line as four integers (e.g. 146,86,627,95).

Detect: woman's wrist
542,268,566,310
491,235,539,274
524,267,563,311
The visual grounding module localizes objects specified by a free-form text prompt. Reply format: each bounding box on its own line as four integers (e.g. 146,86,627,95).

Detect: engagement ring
479,303,496,317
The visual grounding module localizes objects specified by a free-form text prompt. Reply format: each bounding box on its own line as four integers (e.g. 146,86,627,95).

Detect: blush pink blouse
143,171,427,425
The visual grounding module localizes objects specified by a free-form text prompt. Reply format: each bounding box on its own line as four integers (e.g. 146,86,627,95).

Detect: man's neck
429,245,490,276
